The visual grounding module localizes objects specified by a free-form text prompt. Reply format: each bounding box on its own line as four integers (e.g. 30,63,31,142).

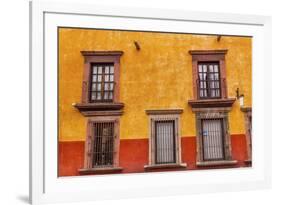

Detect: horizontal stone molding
145,108,184,115
73,102,124,116
196,160,238,167
78,167,123,175
144,163,187,171
188,98,236,109
81,50,124,56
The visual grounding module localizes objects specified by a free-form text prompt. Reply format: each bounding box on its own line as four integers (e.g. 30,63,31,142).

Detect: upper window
198,62,221,99
189,50,228,100
90,63,115,102
80,51,123,104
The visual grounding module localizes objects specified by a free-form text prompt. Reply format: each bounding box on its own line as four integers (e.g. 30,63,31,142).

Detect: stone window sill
144,163,187,171
73,102,124,116
244,159,252,164
188,98,236,109
78,167,123,175
196,160,238,167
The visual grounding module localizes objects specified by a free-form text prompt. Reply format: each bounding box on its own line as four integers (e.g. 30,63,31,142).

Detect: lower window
155,120,176,164
92,122,115,167
201,119,225,161
81,118,121,171
195,112,233,164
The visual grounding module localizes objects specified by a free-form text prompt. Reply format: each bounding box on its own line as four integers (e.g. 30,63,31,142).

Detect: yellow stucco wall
59,28,252,141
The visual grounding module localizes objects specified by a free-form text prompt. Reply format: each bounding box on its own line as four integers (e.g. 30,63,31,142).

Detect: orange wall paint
58,28,252,142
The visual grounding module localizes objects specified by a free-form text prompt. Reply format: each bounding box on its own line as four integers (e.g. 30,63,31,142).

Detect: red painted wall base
58,134,249,176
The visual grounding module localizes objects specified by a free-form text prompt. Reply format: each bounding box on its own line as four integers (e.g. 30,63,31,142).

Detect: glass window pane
203,73,207,80
93,66,98,74
98,66,103,74
216,89,220,97
214,65,219,72
110,65,114,74
97,83,101,91
92,83,96,91
110,75,114,82
92,75,97,82
203,90,207,97
105,66,110,74
214,73,219,80
110,83,114,90
108,92,113,99
215,81,220,88
91,92,96,100
104,83,109,91
105,75,109,82
203,65,207,72
104,92,108,100
97,75,102,82
198,65,202,72
209,65,213,72
96,92,101,100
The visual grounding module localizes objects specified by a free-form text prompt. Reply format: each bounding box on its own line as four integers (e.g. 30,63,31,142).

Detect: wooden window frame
79,116,123,174
89,63,115,103
144,109,187,171
197,62,222,99
189,50,228,100
194,109,237,167
80,51,123,104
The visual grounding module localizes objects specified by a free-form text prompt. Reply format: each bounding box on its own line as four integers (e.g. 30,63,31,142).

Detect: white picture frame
30,0,272,204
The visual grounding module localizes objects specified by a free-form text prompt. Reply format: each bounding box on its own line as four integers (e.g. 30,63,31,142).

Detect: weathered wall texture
58,28,252,176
